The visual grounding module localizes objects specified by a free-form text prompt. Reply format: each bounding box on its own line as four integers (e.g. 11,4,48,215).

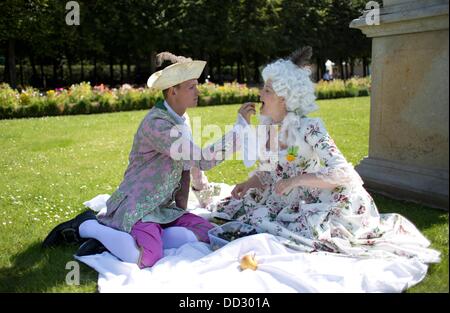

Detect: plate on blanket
208,221,259,250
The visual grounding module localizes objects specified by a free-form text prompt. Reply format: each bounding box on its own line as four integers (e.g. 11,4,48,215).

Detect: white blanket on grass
76,191,429,293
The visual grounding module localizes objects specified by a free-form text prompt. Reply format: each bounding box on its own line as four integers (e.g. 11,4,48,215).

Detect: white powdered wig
261,53,318,146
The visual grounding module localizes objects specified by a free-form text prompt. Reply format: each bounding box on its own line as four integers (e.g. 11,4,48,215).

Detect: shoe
42,210,97,248
76,238,107,257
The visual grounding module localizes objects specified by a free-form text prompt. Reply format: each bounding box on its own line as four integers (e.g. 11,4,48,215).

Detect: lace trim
191,167,209,191
315,164,364,188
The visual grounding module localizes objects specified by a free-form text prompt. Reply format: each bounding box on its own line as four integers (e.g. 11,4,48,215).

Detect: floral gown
210,117,440,263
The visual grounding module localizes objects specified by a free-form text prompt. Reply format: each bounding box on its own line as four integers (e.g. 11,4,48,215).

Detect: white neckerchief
164,101,194,171
163,100,193,139
164,100,187,125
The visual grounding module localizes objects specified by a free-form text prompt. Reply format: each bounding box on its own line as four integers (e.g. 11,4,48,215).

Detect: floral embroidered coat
98,101,239,232
211,117,440,263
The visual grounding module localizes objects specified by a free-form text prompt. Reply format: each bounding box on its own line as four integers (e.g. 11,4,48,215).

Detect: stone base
356,157,449,210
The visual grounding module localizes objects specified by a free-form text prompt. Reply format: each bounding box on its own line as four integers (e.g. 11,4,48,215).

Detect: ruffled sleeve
145,116,241,171
303,118,364,188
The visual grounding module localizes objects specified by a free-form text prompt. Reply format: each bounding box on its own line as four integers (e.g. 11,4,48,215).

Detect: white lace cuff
235,113,249,128
191,167,209,191
315,164,364,188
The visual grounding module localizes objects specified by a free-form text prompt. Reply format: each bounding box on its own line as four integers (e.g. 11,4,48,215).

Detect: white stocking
79,220,200,263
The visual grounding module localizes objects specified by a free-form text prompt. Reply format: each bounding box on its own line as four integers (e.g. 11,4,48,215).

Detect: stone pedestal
350,0,449,210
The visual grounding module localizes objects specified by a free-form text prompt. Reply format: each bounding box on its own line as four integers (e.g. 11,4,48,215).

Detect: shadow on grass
0,242,98,292
371,194,448,231
371,193,449,293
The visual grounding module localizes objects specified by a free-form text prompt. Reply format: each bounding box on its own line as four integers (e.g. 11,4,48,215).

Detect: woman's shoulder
296,116,331,147
299,116,327,133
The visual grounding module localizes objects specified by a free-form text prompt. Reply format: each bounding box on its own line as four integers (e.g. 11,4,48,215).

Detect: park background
1,0,371,89
0,0,448,293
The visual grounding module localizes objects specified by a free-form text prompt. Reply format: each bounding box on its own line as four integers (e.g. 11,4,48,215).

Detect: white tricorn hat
147,52,206,90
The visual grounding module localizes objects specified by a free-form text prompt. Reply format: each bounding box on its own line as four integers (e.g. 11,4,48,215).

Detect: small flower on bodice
286,146,299,162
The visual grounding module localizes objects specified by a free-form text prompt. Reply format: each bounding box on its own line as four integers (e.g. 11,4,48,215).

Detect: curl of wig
261,59,318,146
262,59,317,116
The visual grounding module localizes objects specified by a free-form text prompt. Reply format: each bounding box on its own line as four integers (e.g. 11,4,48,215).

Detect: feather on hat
147,52,206,90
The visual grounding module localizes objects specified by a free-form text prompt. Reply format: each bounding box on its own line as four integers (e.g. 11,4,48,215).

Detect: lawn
0,96,448,292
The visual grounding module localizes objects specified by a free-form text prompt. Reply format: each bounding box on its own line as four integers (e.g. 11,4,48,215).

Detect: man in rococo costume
42,52,255,268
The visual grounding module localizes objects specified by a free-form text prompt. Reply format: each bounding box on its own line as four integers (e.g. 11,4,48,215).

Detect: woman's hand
231,175,265,199
274,178,297,195
238,102,256,124
231,182,251,199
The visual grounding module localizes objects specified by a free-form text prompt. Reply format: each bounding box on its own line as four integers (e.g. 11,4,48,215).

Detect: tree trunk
316,57,321,82
126,60,131,82
6,39,17,88
40,62,46,89
67,58,73,82
30,56,37,85
362,57,367,77
237,58,242,83
80,59,84,81
109,54,114,84
53,61,58,85
217,54,222,84
230,59,234,79
350,58,355,77
202,51,210,81
60,60,64,84
253,53,260,84
345,61,349,79
120,61,124,83
30,57,36,76
93,56,97,84
339,58,344,80
242,54,250,84
2,53,6,83
19,58,24,87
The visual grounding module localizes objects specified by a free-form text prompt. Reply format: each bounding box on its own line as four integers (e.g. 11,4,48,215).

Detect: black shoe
76,238,108,257
42,210,97,248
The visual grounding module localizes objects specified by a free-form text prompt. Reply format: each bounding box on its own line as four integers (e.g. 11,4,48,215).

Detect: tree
322,0,370,79
0,0,49,88
228,0,281,83
0,0,372,88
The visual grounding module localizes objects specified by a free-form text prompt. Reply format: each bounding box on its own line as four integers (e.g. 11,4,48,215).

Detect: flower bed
0,78,370,119
316,77,371,99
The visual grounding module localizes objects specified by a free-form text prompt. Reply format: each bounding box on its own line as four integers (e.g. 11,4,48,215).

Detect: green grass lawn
0,96,448,292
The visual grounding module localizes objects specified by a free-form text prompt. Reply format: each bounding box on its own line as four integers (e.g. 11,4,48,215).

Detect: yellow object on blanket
240,254,258,271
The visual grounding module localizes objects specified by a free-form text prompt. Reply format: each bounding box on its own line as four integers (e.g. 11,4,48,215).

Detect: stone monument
350,0,449,210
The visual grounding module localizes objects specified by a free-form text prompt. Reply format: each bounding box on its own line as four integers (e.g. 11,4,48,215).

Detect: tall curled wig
261,46,319,145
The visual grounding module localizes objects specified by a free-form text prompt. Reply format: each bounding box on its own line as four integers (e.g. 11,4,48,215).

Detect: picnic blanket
76,187,430,293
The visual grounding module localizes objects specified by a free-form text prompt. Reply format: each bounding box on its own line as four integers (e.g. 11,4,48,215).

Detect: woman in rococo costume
210,46,440,263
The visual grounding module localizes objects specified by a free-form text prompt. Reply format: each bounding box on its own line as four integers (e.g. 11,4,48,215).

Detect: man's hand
238,102,256,124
